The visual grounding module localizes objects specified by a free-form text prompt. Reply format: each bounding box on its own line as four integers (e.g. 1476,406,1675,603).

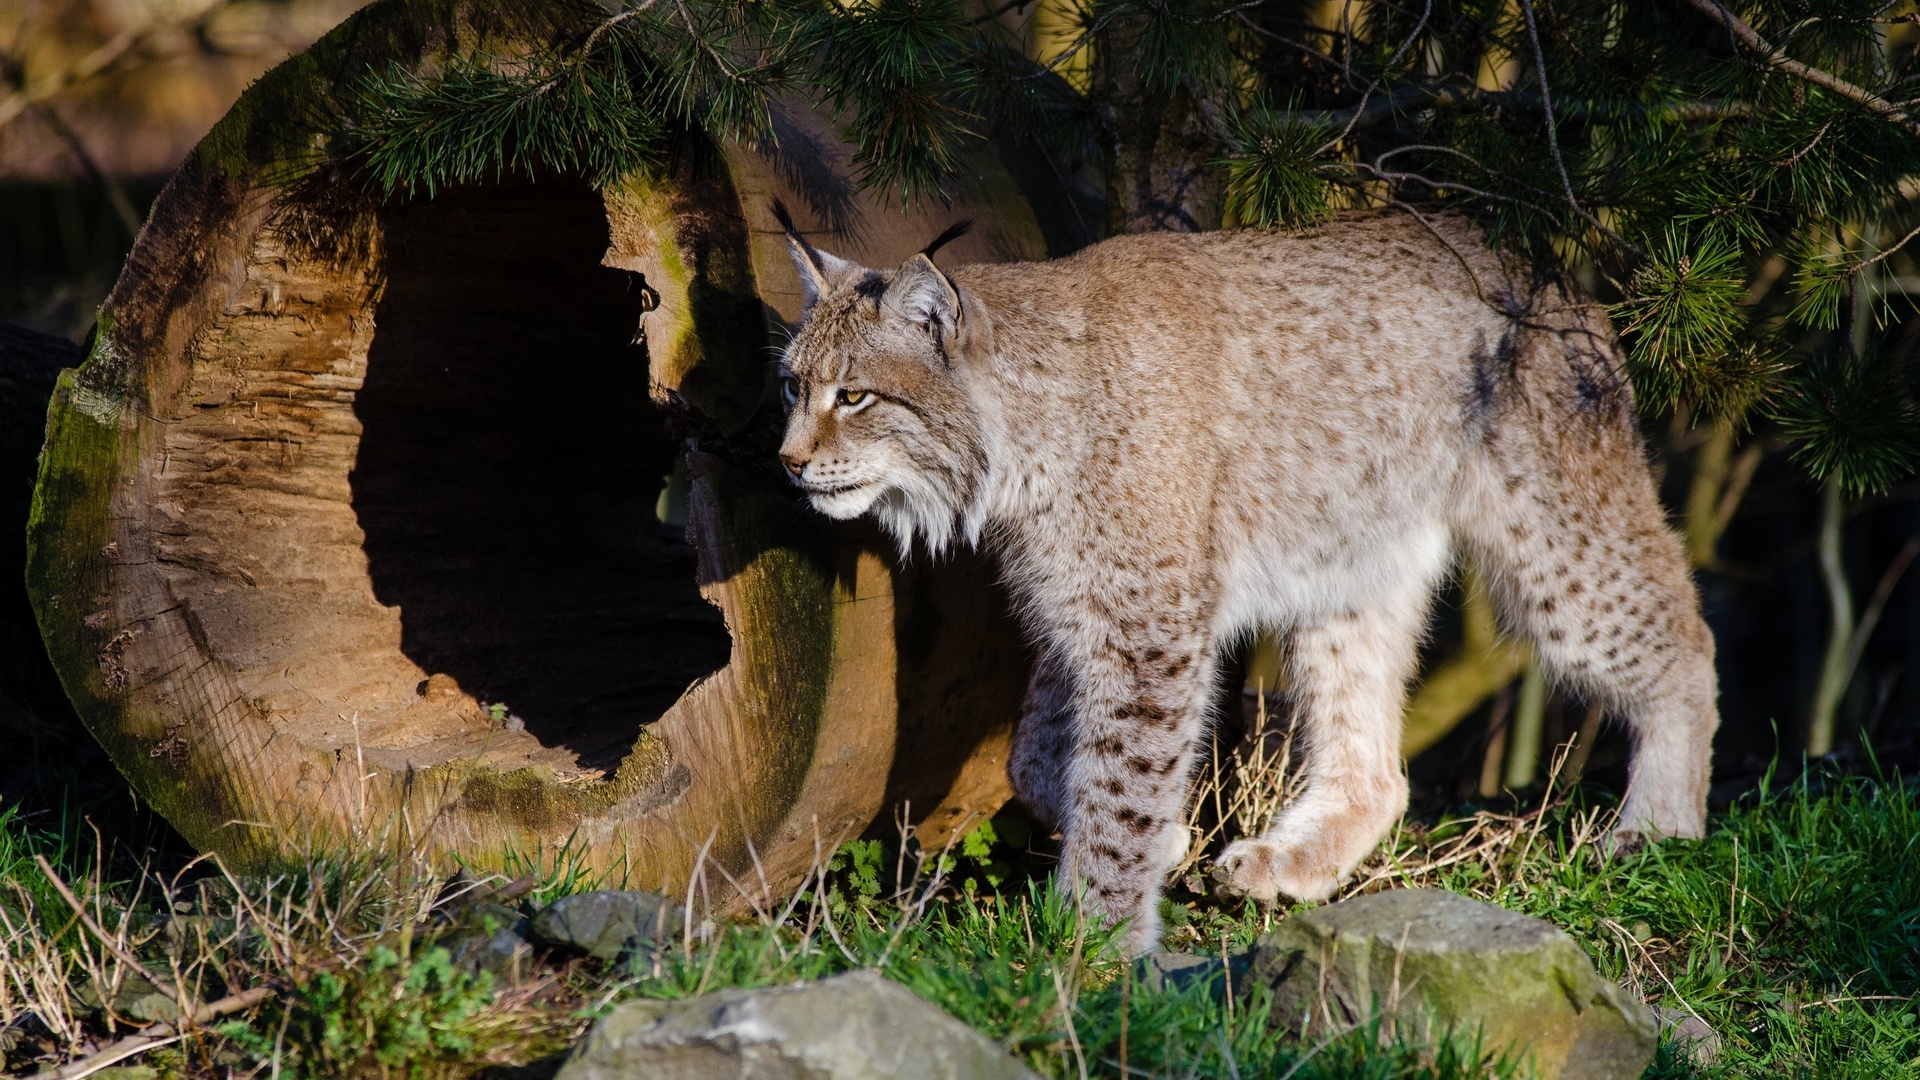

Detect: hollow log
25,0,1088,902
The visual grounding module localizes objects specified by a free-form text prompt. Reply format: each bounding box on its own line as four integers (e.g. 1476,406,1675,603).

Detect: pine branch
1292,74,1746,135
1681,0,1920,137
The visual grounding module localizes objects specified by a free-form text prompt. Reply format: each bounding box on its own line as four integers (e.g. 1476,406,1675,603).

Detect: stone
73,973,186,1025
555,970,1041,1080
429,879,537,978
443,899,536,978
528,890,682,964
1134,949,1252,1001
1247,888,1657,1080
1651,1005,1720,1066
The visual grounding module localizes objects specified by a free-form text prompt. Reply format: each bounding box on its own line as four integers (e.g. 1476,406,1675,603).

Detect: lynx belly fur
773,209,1717,954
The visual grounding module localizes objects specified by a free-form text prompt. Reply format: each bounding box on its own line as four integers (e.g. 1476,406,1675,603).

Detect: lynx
772,206,1717,954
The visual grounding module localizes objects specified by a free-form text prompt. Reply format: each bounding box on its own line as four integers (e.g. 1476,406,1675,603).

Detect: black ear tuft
771,197,800,237
921,219,974,260
773,198,824,274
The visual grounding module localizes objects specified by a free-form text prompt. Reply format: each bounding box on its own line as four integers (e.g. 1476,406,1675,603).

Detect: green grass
0,771,1914,1078
1477,773,1920,1079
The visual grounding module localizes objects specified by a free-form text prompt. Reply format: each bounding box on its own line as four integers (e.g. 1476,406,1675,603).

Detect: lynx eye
780,377,800,408
838,388,870,407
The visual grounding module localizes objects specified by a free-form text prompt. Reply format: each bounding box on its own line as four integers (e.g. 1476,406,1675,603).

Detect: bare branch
1518,0,1578,215
50,987,275,1080
31,102,142,235
1853,218,1920,275
1293,75,1744,136
1233,14,1340,68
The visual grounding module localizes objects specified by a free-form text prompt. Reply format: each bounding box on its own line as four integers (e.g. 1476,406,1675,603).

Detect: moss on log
25,0,1083,903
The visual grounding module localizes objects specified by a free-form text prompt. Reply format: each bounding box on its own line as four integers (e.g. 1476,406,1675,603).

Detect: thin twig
1840,535,1920,686
1809,994,1915,1008
580,2,658,57
50,987,275,1080
1314,0,1432,156
1849,219,1920,277
1389,199,1498,310
32,855,178,1007
1600,917,1712,1031
30,102,140,235
1519,0,1576,215
1232,15,1339,68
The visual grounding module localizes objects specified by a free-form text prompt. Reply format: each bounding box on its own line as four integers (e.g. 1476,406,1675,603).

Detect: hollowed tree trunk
26,0,1086,903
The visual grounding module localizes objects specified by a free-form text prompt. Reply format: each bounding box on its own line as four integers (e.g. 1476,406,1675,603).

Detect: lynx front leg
1055,630,1214,956
1215,588,1428,903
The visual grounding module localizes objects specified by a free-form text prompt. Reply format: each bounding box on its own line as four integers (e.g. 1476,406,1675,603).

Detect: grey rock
1134,949,1252,1001
1651,1005,1720,1066
73,973,186,1025
555,970,1040,1080
448,926,535,978
439,899,535,977
1248,888,1657,1080
529,890,681,963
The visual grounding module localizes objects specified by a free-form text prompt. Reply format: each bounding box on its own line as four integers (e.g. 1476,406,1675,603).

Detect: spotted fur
774,210,1718,955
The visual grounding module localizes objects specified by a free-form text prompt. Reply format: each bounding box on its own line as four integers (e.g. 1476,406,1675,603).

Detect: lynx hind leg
1010,651,1075,832
1215,584,1430,904
1462,380,1718,844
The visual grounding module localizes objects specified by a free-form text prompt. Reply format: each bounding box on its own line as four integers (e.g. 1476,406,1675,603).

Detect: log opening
25,0,1057,878
352,176,732,776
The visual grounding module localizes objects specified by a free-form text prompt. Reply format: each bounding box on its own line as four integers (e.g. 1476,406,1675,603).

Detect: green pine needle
1790,247,1853,331
1771,346,1920,496
1217,100,1333,230
817,0,981,203
356,52,666,197
1614,227,1748,409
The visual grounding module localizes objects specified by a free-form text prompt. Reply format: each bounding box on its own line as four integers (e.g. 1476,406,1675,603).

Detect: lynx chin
773,206,1718,955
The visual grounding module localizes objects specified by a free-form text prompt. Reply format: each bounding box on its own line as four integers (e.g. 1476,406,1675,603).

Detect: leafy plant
219,945,495,1079
815,838,886,916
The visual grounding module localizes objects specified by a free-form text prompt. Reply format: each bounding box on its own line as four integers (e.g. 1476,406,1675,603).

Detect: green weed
219,945,495,1079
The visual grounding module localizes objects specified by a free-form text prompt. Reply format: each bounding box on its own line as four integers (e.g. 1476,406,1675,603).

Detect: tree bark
24,0,1077,907
1094,20,1222,235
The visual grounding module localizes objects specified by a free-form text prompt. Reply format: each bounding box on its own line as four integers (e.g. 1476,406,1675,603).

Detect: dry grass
0,818,591,1078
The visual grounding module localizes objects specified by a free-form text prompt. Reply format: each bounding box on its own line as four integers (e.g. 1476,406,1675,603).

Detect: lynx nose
780,452,808,478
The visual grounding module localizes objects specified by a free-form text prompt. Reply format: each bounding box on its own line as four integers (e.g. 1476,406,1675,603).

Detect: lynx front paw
1602,828,1648,859
1614,797,1707,847
1211,838,1339,904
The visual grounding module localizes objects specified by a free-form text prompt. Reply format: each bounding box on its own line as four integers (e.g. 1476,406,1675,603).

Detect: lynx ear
789,238,857,309
772,198,855,310
888,253,963,342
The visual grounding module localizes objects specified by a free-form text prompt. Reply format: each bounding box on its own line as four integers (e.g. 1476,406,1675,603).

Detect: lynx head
774,205,986,554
